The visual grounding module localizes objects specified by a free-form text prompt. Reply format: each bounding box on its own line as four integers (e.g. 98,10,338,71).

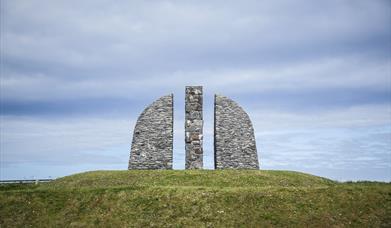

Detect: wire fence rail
0,179,54,184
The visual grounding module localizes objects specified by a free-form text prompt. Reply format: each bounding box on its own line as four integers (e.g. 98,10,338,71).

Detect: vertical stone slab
185,86,203,169
214,95,259,169
128,94,173,170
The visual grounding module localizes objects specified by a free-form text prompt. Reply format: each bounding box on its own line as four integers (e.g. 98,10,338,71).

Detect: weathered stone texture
185,86,203,169
128,94,173,170
214,95,259,169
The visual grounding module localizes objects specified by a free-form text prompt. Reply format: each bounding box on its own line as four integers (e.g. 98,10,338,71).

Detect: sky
0,0,390,181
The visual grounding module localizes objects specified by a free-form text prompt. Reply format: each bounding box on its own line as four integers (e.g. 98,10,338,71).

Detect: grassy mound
1,170,390,227
46,170,335,189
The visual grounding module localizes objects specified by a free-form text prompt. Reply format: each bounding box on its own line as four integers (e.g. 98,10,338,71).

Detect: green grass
1,170,390,227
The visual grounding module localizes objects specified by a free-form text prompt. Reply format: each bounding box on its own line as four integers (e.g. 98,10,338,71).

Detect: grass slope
1,170,390,227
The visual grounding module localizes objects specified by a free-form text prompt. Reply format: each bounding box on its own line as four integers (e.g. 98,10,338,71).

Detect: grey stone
186,111,202,120
185,86,203,169
214,94,259,169
128,94,173,170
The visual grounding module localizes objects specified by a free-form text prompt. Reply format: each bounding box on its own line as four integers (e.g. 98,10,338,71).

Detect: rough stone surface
185,86,203,169
128,94,173,169
214,95,259,169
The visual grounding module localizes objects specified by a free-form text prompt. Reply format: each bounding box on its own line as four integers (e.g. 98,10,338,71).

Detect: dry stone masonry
185,86,203,169
214,95,259,169
128,87,260,170
128,94,173,169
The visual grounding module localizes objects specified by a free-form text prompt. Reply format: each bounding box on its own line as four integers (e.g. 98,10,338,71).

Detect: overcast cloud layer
1,0,390,181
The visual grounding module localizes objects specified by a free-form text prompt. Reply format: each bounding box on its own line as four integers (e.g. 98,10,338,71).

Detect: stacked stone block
185,86,203,169
214,94,259,169
128,94,173,170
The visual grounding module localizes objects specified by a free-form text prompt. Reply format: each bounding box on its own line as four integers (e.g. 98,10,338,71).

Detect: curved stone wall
214,95,259,169
128,94,173,169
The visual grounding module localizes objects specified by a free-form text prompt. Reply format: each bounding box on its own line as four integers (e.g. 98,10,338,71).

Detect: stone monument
185,86,203,169
128,87,259,170
128,94,173,169
214,94,259,169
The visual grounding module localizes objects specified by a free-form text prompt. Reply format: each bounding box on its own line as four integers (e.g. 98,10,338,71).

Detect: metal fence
0,179,54,184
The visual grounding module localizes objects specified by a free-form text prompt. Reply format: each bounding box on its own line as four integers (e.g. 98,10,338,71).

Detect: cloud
251,104,391,130
0,116,133,165
2,55,390,103
2,1,389,104
2,1,389,74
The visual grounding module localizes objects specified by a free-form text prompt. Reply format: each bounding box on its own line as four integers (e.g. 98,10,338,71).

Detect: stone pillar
128,94,173,169
214,94,259,169
185,86,203,169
